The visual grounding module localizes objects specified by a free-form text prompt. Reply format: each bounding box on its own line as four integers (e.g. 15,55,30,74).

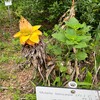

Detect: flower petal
19,16,33,34
29,34,39,43
26,40,35,45
33,30,42,35
13,32,21,38
20,35,30,45
21,32,30,36
32,25,41,31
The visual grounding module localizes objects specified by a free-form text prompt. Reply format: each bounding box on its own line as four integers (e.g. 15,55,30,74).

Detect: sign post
4,0,12,31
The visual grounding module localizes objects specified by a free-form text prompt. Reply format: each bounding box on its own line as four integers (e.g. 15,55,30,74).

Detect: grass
0,35,37,99
0,69,9,80
0,34,21,63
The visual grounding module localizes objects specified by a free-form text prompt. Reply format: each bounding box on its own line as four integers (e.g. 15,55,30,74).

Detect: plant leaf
66,17,83,30
84,71,92,83
74,42,87,48
77,82,92,86
76,23,91,34
76,35,91,42
65,28,76,40
76,52,87,60
53,77,61,86
60,66,67,73
52,33,66,42
66,40,75,45
53,47,62,55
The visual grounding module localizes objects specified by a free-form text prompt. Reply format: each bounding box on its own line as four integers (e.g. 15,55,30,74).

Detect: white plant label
36,86,100,100
5,0,12,6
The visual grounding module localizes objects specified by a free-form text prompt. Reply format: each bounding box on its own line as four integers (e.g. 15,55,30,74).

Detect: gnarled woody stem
20,40,47,81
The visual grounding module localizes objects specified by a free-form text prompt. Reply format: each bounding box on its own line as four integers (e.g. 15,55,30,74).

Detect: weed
0,69,9,80
25,94,36,100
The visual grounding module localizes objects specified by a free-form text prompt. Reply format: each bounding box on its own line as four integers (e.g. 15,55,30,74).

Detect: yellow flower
13,16,42,45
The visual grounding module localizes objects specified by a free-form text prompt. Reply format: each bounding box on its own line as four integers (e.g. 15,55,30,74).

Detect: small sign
5,0,12,6
36,86,100,100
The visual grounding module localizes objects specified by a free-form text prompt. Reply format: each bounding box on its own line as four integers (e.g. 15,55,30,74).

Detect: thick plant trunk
22,40,46,69
21,39,46,79
19,39,55,85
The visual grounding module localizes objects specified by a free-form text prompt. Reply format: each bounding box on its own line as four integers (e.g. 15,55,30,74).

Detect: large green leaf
76,52,87,60
65,28,76,40
52,33,66,42
76,23,91,34
66,40,75,45
66,17,83,30
76,35,91,42
74,42,87,48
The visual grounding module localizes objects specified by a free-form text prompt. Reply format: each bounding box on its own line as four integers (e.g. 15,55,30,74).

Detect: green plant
52,17,91,61
0,2,8,25
0,69,9,80
93,23,100,66
76,70,93,89
0,38,21,64
46,1,70,23
3,32,10,40
76,0,100,29
46,17,96,88
13,90,20,100
0,54,9,63
11,0,72,30
12,0,45,24
0,41,7,50
12,38,21,51
25,94,36,100
52,63,71,86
